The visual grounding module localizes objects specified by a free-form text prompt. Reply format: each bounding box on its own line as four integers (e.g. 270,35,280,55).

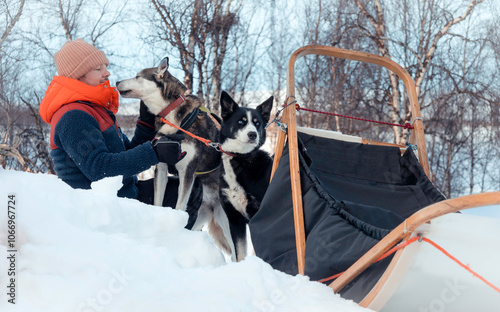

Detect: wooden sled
269,45,500,310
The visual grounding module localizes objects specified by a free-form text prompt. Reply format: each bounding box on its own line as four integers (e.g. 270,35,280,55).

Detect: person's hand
152,134,186,165
139,101,156,128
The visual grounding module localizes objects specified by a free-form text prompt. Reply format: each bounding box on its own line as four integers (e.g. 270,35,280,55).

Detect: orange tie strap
161,117,212,146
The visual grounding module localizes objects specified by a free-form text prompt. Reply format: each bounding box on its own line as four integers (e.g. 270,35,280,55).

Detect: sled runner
249,45,500,311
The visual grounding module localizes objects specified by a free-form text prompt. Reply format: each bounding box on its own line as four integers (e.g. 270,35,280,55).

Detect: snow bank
0,168,369,312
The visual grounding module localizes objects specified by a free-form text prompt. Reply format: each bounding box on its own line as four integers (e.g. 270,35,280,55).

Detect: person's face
78,64,110,86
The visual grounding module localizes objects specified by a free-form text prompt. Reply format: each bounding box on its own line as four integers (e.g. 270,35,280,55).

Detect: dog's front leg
154,162,169,206
222,201,249,262
175,167,195,212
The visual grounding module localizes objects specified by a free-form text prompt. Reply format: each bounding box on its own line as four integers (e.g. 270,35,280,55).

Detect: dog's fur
116,58,231,253
219,91,274,261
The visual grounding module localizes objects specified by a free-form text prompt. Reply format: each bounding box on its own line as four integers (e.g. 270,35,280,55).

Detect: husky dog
219,91,274,261
116,57,231,253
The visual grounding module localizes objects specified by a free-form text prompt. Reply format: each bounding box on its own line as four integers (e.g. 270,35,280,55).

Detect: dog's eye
254,119,260,126
238,120,244,125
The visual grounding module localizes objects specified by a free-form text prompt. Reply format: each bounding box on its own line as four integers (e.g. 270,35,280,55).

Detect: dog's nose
248,132,257,141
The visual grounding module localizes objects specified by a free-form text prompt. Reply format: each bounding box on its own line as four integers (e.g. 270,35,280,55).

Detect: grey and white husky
219,91,274,261
116,57,231,253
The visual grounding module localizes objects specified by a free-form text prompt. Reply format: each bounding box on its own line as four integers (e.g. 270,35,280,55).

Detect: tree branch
0,0,25,49
0,144,28,171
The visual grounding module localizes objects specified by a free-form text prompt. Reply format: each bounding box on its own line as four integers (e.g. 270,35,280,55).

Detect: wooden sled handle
271,45,430,276
272,45,429,179
329,192,500,293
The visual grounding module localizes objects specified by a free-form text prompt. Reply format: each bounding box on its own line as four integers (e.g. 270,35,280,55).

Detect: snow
0,168,370,312
462,204,500,219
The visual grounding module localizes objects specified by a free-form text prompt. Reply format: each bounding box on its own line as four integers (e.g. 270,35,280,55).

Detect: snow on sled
249,45,500,311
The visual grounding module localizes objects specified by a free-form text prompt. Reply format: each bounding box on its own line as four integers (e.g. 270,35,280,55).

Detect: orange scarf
39,76,119,124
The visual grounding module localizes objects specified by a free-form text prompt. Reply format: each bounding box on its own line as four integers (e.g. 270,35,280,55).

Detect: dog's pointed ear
220,91,238,120
256,96,273,124
157,57,169,79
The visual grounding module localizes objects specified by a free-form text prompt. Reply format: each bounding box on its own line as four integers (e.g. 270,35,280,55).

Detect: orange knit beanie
54,39,109,79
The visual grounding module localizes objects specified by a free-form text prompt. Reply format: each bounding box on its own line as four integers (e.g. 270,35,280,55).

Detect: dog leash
160,115,237,157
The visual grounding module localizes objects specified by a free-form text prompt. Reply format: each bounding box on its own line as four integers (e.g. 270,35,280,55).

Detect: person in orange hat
39,39,201,226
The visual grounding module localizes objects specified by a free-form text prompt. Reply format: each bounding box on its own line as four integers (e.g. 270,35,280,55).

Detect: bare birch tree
293,0,495,196
149,0,242,112
0,0,25,49
0,0,26,169
351,0,483,146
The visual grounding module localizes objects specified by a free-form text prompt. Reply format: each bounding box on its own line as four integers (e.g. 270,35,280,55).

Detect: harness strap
195,164,220,175
157,94,186,118
199,106,221,131
167,108,223,176
180,108,199,130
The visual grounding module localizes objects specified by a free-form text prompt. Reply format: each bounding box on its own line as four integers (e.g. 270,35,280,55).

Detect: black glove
152,134,186,165
138,101,156,128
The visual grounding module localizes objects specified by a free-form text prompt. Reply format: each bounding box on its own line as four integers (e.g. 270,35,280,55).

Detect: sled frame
270,45,429,276
270,44,500,308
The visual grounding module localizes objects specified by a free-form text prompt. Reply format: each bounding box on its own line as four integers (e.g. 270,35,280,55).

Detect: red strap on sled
293,103,414,130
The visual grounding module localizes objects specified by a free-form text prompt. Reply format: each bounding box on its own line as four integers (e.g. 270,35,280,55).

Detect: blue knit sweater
50,103,159,199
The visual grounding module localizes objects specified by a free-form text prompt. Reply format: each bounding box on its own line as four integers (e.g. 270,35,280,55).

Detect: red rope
293,104,414,130
318,236,500,295
421,237,500,294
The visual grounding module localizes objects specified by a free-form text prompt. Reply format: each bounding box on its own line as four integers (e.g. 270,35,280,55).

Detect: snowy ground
0,168,370,312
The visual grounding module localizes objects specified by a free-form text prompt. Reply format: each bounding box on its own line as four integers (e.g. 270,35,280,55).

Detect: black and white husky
116,58,231,254
219,91,274,261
